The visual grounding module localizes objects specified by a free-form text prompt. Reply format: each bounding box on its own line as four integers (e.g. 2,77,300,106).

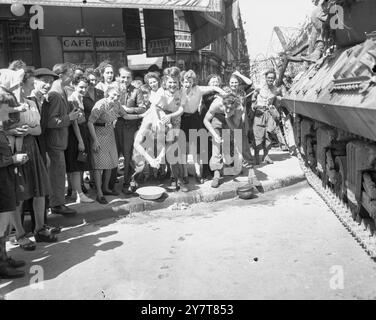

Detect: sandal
17,235,36,251
34,227,58,243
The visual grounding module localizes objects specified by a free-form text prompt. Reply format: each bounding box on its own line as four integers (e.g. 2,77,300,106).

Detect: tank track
297,152,376,260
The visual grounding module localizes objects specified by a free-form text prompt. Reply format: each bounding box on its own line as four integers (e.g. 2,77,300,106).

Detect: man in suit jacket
41,63,80,215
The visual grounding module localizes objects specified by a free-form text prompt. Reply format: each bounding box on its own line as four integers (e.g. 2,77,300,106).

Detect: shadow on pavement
0,227,122,297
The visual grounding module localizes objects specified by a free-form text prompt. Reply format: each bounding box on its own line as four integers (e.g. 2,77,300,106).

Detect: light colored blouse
95,81,111,94
181,86,204,114
152,88,186,114
19,99,41,128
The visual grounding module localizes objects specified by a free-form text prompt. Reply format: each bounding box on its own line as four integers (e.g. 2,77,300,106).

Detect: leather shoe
0,262,25,279
51,205,76,215
96,196,108,205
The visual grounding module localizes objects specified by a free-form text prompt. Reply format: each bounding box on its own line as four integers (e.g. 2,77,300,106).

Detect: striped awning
4,0,221,12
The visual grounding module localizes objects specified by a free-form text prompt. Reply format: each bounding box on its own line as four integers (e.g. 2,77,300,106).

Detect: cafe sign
62,37,126,52
95,37,125,51
62,37,93,51
146,38,175,57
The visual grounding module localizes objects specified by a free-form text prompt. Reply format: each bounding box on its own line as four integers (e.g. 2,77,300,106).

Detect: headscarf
0,68,25,102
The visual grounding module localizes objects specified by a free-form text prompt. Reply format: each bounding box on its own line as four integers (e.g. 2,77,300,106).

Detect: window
0,20,39,68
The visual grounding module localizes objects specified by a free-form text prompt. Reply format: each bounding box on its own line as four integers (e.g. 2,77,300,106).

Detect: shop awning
5,0,221,12
127,53,163,71
184,0,240,50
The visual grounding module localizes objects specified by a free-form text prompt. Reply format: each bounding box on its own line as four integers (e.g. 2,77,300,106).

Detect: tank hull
283,36,376,232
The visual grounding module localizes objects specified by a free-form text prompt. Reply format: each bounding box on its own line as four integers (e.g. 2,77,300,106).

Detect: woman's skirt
180,112,204,157
65,124,92,173
92,124,118,170
19,135,50,201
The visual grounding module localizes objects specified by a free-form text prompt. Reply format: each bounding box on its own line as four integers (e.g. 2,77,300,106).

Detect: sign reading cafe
62,37,126,52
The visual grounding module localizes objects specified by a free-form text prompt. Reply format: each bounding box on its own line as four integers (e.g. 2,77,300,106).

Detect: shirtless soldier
204,92,261,189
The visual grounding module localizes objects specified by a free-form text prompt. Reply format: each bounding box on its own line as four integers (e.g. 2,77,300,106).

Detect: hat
34,68,58,79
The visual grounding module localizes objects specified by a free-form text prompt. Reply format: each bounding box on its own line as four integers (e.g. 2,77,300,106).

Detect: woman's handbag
77,151,88,163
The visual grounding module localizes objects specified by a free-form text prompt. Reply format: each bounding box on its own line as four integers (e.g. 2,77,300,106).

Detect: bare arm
87,122,99,152
122,113,142,120
198,86,226,96
87,105,100,152
204,101,222,144
232,70,253,86
72,120,85,151
24,124,41,136
169,105,184,119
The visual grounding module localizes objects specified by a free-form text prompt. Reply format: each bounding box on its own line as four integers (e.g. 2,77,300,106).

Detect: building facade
174,6,250,84
0,1,249,83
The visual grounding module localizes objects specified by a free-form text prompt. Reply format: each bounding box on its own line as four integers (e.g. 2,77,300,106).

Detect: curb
31,172,306,230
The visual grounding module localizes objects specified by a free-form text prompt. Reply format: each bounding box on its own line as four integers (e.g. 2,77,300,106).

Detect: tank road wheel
334,156,347,202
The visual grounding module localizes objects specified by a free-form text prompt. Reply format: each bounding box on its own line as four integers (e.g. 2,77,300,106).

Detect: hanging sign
95,37,125,51
147,38,175,57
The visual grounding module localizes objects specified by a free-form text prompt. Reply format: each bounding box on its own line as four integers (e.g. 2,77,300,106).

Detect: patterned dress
88,98,126,170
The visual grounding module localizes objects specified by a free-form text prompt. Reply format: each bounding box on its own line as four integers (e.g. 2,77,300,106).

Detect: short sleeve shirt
182,86,203,114
154,88,185,114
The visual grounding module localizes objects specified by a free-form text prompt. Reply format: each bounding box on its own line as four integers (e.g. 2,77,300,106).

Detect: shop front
0,5,40,68
0,1,223,70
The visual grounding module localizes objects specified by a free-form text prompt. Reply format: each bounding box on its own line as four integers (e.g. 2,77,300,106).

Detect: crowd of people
0,59,293,279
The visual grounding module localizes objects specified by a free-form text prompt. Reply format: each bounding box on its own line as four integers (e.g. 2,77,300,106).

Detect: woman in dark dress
65,75,94,203
6,69,57,248
0,87,27,279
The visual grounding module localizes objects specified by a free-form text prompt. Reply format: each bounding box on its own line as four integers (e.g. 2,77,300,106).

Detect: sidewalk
38,150,305,229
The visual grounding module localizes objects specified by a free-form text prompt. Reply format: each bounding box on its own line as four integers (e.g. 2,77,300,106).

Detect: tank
282,0,376,233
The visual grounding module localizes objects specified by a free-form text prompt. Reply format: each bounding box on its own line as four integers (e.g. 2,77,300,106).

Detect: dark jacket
41,81,71,151
119,84,145,127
